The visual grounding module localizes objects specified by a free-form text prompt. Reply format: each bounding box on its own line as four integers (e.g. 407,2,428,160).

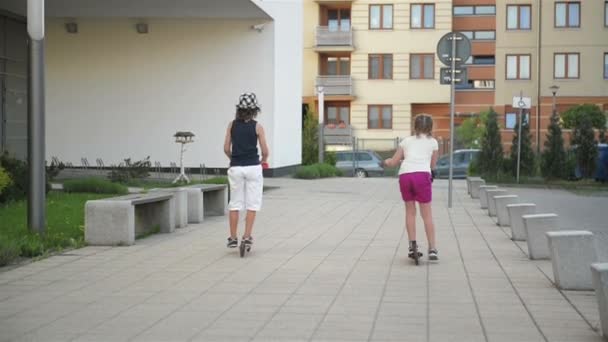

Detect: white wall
254,0,303,168
45,18,276,168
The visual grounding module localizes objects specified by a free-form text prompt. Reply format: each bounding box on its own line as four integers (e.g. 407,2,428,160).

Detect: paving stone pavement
0,178,604,342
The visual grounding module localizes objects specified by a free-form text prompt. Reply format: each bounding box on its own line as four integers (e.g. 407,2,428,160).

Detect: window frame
369,4,394,30
506,4,532,30
554,1,581,28
410,3,436,29
409,54,435,79
368,54,393,80
553,52,580,79
505,54,532,80
604,53,608,80
367,105,393,129
605,1,608,27
452,5,496,16
324,102,351,125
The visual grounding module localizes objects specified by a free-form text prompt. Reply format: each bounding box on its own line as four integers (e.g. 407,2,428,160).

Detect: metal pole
448,33,457,209
516,92,523,183
28,38,46,233
317,88,325,164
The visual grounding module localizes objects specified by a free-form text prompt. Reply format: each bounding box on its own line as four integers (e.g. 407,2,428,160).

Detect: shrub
317,163,338,178
542,110,567,179
510,119,535,177
295,165,320,179
0,166,12,195
0,152,28,203
0,239,20,267
561,104,607,130
202,176,228,185
456,110,489,149
467,158,479,176
302,110,319,165
109,156,151,183
325,151,337,167
573,114,598,178
63,178,128,194
19,236,45,258
478,108,504,178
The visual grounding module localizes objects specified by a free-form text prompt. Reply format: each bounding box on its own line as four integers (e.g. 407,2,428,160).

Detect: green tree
0,166,12,195
302,110,319,165
456,110,489,149
572,114,598,178
478,108,503,178
561,104,606,130
541,110,567,179
510,118,535,177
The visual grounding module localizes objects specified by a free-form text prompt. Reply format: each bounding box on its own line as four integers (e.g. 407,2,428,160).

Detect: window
460,31,496,40
605,1,608,27
326,103,350,125
505,112,530,129
326,8,351,32
410,54,434,79
554,53,579,79
368,105,392,129
507,5,532,30
555,2,580,28
453,5,496,16
369,54,393,79
506,55,531,80
604,53,608,79
356,153,373,161
321,55,350,76
456,80,495,90
370,4,393,29
411,4,435,29
473,56,495,65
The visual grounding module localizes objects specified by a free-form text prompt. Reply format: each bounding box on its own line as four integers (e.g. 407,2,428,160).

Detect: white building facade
0,0,303,175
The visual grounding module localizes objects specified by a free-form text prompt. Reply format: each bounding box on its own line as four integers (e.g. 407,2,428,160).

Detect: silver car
335,150,385,178
434,149,480,179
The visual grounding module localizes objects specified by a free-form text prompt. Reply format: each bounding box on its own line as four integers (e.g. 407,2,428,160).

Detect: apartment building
303,0,608,153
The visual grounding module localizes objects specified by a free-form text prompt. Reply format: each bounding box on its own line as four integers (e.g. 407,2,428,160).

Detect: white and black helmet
236,92,260,110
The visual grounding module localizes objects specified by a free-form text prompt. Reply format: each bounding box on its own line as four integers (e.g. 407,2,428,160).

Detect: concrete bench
486,189,508,217
479,185,498,209
591,263,608,339
150,188,188,228
85,193,175,246
494,195,519,227
547,231,598,290
186,184,228,218
469,178,486,199
522,213,559,259
507,203,536,241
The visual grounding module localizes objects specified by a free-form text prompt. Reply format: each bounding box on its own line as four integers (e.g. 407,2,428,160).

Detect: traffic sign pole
516,91,524,184
448,33,457,209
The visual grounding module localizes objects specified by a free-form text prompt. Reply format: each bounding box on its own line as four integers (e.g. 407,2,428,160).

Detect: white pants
228,165,263,211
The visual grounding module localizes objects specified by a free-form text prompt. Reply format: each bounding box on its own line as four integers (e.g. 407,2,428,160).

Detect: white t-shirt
398,135,439,175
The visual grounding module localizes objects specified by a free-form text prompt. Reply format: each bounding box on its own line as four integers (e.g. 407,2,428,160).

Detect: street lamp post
27,0,46,233
550,85,559,116
317,86,325,164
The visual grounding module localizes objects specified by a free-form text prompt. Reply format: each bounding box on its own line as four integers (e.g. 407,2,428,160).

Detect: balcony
314,26,354,52
315,75,353,96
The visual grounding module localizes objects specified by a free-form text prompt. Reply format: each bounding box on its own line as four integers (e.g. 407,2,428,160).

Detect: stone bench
494,195,519,227
479,185,498,209
150,188,188,228
469,178,486,199
507,203,536,241
591,263,608,339
547,231,598,290
486,189,508,217
185,184,228,219
85,193,175,246
522,213,559,260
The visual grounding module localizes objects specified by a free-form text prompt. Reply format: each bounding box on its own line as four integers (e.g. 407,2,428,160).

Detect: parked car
335,150,385,178
433,149,480,179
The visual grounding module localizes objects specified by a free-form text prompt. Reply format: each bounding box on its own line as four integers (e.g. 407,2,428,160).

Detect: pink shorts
399,172,432,203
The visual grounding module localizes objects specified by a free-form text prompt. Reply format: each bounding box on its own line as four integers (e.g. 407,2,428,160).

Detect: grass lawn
0,191,113,266
121,176,228,189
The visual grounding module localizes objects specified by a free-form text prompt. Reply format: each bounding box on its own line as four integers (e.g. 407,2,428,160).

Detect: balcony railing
315,75,353,96
315,26,353,47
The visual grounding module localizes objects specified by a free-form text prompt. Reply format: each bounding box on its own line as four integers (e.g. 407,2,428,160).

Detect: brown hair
235,107,260,121
414,114,433,137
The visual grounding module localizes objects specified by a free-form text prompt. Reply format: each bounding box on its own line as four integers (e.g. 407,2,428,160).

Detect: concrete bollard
591,263,608,339
470,179,486,199
479,185,498,209
494,195,519,227
547,231,598,290
507,203,536,241
522,213,559,259
487,189,508,217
